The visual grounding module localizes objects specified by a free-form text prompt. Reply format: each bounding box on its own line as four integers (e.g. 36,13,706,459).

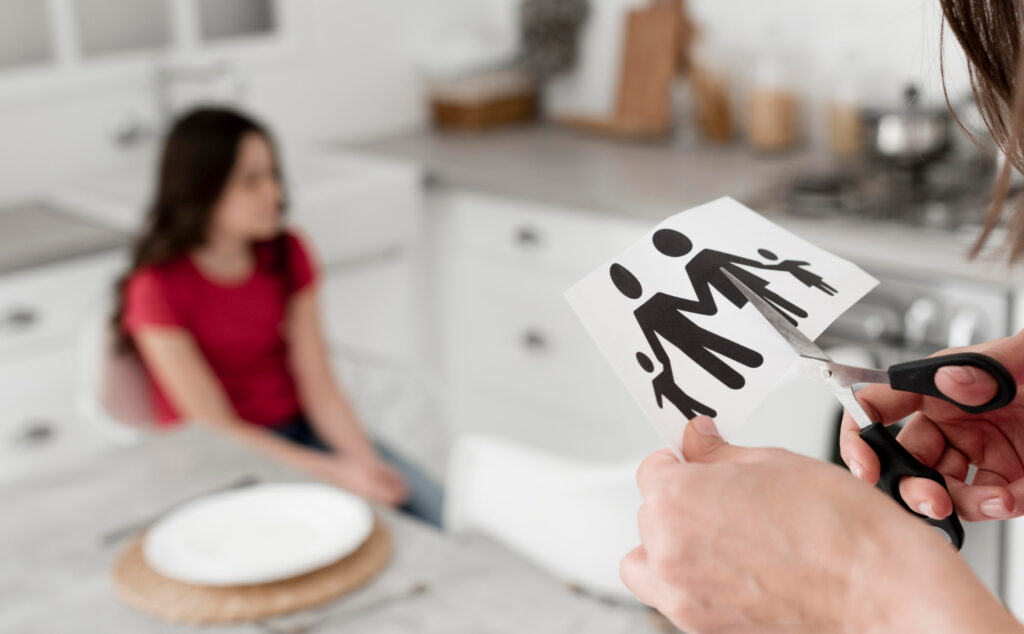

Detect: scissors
722,270,1016,550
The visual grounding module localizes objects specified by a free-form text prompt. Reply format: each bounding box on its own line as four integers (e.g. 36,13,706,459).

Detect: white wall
0,0,475,202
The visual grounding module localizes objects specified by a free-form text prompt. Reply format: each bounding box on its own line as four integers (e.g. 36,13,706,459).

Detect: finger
892,415,959,520
896,476,954,520
855,383,923,425
934,445,970,483
681,416,748,463
894,413,948,468
620,545,660,607
934,365,999,408
972,469,1010,487
946,479,1019,521
943,333,1024,385
839,413,880,484
840,385,926,483
371,479,404,506
636,448,682,496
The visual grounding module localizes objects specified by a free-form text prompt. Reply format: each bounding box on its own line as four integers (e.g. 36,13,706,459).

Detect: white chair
445,434,642,601
76,301,158,445
444,345,877,601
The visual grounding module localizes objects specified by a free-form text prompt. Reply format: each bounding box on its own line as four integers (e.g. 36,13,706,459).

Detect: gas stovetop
768,155,998,232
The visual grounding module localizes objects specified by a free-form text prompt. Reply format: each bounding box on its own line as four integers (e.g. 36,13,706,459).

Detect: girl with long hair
115,108,442,527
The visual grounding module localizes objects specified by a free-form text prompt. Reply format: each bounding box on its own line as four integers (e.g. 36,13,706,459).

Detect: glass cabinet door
196,0,275,43
74,0,171,58
0,0,54,70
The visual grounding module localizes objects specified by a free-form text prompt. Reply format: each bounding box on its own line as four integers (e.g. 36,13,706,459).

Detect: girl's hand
621,417,1014,633
319,456,408,507
839,333,1024,522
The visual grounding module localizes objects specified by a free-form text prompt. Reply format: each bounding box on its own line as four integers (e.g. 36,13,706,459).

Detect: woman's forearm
302,388,376,460
859,524,1021,634
204,416,336,479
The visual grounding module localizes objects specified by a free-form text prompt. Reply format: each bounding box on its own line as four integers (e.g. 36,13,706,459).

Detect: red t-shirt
122,231,317,427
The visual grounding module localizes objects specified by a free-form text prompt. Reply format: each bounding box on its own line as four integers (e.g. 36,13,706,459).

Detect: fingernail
850,460,864,480
981,497,1012,518
938,366,976,385
916,501,937,519
693,417,720,437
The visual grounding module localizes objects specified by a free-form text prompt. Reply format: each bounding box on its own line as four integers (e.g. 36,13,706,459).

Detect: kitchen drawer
441,257,638,425
437,190,645,276
0,348,115,483
0,250,125,359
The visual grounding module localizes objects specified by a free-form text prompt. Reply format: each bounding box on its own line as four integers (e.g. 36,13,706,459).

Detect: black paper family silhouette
611,229,837,420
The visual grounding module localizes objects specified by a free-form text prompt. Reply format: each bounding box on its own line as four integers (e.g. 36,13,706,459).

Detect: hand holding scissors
724,271,1017,550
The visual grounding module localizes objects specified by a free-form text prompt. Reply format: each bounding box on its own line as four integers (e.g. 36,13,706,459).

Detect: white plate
144,483,373,586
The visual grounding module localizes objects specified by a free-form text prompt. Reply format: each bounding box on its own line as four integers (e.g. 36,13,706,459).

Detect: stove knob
948,308,983,348
904,297,941,348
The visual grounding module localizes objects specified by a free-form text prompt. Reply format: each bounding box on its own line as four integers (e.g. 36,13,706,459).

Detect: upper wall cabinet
196,0,275,43
75,0,172,58
0,0,286,101
0,0,54,70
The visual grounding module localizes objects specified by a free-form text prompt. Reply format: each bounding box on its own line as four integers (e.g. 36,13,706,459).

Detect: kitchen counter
0,427,665,634
0,201,129,276
350,125,1024,289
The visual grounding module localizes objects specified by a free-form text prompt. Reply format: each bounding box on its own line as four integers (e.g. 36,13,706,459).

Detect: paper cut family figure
610,229,836,421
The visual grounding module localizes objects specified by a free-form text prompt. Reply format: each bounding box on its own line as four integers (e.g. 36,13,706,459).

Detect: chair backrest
76,301,157,444
445,434,642,601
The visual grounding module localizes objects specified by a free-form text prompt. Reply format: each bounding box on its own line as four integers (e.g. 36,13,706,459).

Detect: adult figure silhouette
610,262,763,392
651,228,809,326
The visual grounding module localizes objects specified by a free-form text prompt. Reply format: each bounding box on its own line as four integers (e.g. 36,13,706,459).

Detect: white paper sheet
565,197,878,455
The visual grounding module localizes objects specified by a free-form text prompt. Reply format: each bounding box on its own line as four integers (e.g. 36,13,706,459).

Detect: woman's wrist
850,512,1019,634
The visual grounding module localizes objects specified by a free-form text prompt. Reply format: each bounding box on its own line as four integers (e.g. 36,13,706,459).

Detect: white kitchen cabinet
0,346,116,482
431,189,661,461
0,249,126,483
0,250,124,362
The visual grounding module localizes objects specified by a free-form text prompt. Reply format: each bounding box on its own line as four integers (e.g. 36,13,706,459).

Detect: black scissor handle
888,352,1016,415
859,422,965,550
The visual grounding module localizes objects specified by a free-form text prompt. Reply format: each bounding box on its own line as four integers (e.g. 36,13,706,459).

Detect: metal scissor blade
793,359,877,430
721,270,830,361
723,269,876,429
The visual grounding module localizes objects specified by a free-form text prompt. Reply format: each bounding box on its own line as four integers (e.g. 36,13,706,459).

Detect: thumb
934,365,999,407
682,416,739,463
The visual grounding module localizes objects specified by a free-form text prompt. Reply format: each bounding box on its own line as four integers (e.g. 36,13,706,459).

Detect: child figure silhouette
636,351,717,419
757,248,838,296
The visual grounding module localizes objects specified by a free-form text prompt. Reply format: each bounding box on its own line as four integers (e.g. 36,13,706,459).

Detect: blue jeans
271,415,444,529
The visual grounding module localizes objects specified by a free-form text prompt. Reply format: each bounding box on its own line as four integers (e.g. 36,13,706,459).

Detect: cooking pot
864,84,952,168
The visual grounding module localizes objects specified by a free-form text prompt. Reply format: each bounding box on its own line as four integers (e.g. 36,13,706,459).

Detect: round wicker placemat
111,520,391,624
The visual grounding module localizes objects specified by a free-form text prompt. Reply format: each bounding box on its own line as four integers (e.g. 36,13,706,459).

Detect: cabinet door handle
1,307,39,331
514,225,543,249
522,329,551,353
12,420,56,449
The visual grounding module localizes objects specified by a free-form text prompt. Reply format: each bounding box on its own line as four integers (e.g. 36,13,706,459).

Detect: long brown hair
111,107,287,351
939,0,1024,260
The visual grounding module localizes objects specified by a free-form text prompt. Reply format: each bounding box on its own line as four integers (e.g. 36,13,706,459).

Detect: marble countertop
0,427,665,634
350,125,1024,289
